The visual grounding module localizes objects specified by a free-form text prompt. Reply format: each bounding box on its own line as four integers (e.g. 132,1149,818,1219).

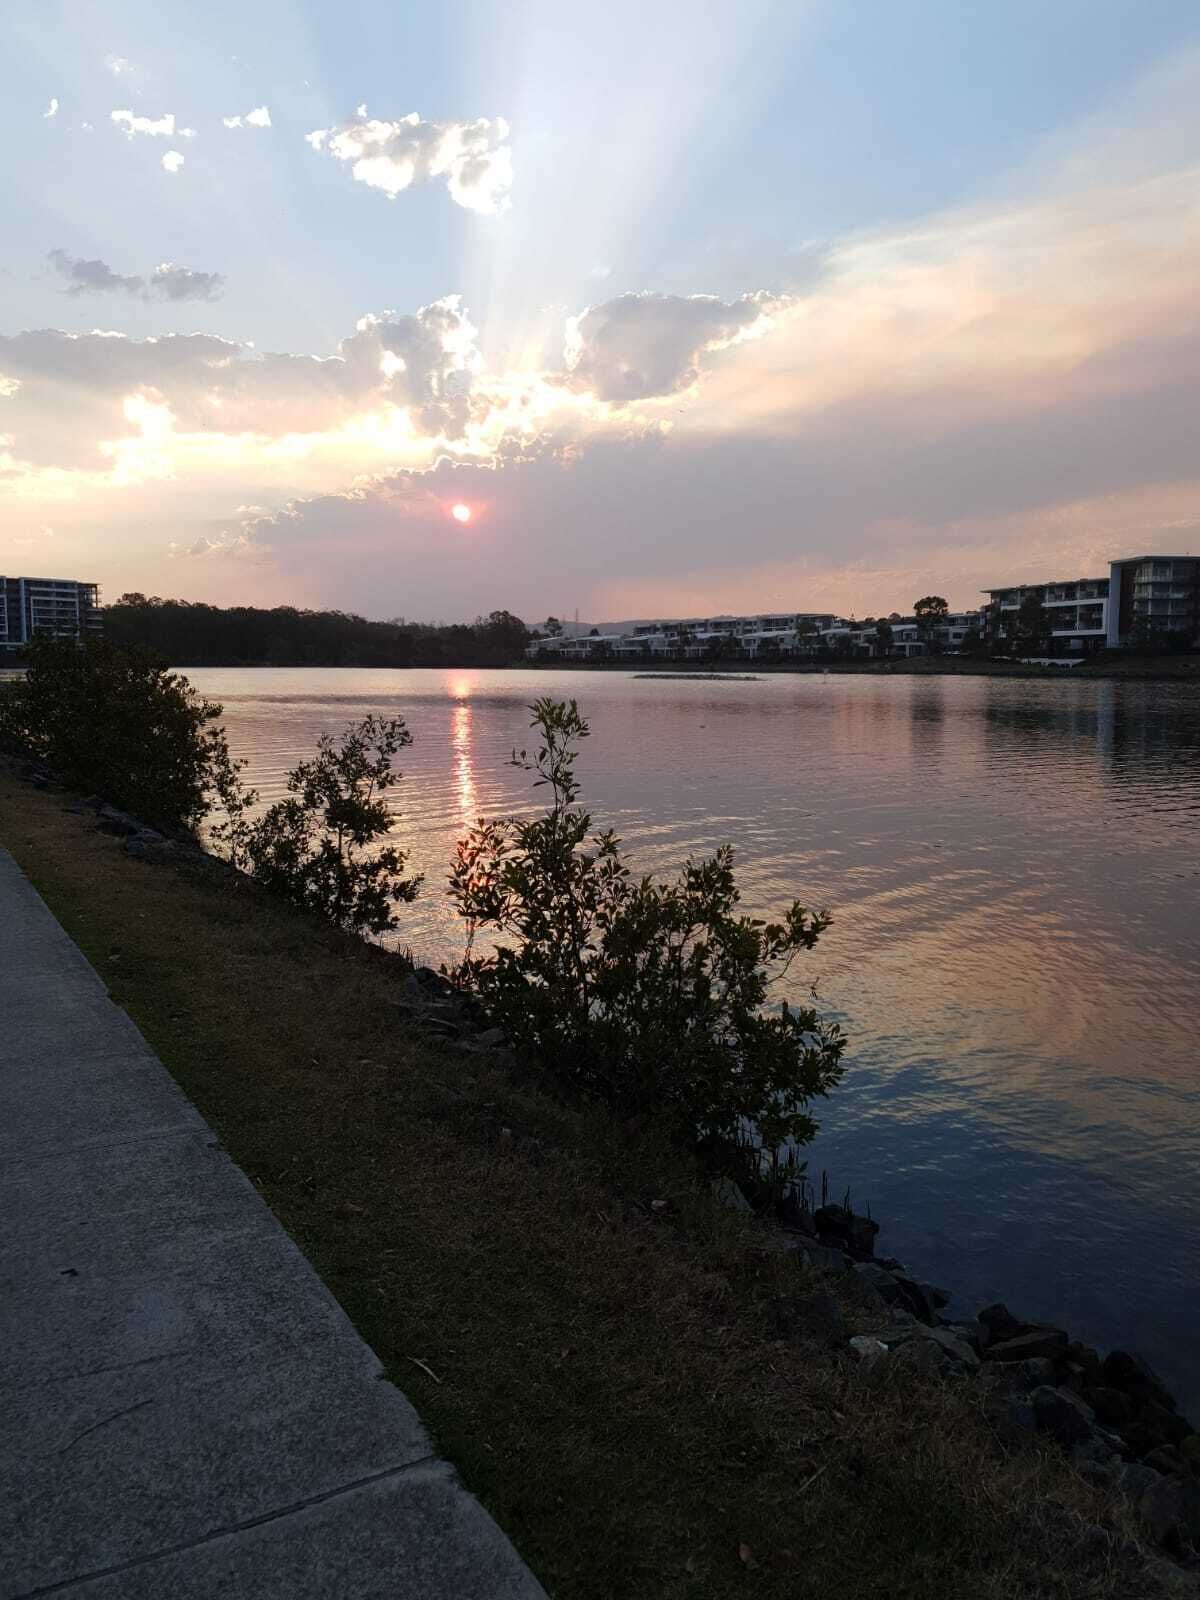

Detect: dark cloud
46,251,225,303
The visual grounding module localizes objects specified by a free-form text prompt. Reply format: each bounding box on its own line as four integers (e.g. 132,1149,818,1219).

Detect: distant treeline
104,596,531,668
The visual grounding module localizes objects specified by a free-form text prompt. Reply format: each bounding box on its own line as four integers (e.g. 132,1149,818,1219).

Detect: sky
2,0,1199,623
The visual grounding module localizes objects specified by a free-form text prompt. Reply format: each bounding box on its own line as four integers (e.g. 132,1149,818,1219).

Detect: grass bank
0,772,1185,1599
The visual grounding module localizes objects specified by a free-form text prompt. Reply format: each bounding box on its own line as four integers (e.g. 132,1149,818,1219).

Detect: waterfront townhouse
0,576,102,653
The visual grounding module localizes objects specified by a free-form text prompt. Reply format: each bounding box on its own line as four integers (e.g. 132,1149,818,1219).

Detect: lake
187,667,1200,1411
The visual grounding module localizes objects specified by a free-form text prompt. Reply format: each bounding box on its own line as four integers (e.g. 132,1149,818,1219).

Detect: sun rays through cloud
4,5,1200,614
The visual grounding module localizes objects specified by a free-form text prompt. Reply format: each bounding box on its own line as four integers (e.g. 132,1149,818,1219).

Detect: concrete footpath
0,847,548,1599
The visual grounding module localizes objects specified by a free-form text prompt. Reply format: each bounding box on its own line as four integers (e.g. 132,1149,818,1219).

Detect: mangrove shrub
450,698,846,1167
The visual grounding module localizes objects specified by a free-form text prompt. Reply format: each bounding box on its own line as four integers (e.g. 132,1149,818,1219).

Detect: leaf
738,1543,757,1569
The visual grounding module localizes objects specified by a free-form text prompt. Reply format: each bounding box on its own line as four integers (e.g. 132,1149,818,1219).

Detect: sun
450,502,472,524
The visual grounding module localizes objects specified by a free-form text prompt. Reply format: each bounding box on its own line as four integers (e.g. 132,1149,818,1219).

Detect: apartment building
0,576,102,652
982,576,1110,655
1106,556,1200,647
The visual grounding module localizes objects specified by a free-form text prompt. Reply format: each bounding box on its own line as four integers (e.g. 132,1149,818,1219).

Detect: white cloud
43,98,58,119
112,109,195,139
161,151,185,174
106,54,131,75
307,110,512,214
563,290,786,401
223,105,271,130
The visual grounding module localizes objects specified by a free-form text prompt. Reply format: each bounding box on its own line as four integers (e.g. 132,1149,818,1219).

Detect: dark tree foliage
450,699,845,1172
0,637,250,833
245,716,422,935
105,596,530,668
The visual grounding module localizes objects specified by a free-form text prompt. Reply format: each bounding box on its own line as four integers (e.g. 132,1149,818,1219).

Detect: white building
1,576,102,653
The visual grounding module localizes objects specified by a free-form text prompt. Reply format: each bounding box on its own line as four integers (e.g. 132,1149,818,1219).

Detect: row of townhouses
528,554,1200,662
0,576,102,653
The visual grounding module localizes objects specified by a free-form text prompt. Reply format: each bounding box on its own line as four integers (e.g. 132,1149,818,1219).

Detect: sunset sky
3,0,1199,622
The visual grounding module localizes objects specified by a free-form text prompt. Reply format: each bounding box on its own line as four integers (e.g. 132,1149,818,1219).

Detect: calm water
189,667,1200,1410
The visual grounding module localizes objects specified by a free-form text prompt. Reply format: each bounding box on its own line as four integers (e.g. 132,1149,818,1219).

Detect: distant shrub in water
450,698,846,1171
245,715,422,934
0,637,252,835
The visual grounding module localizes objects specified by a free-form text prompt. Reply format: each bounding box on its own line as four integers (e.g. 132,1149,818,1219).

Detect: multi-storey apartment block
0,576,102,652
1106,556,1200,647
982,577,1110,655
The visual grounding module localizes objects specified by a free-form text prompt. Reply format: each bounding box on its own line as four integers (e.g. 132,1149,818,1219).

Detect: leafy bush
0,637,250,834
450,698,845,1171
245,715,422,934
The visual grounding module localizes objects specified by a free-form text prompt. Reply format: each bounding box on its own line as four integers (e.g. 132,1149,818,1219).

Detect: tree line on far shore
104,594,531,668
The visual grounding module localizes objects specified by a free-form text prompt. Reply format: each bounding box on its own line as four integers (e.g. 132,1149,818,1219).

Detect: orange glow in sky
451,502,472,524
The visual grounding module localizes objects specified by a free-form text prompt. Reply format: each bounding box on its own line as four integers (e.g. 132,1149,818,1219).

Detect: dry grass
1,772,1187,1600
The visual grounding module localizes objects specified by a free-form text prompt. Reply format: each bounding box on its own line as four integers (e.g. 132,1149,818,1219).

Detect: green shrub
245,715,422,934
450,698,845,1172
0,637,249,834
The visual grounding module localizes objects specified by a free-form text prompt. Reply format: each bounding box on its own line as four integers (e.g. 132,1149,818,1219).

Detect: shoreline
3,762,1199,1587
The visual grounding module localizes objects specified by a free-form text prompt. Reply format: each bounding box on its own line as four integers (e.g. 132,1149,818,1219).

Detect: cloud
106,54,131,74
148,262,224,301
0,295,507,474
47,252,225,303
562,291,786,401
306,109,512,214
48,250,143,297
112,109,195,139
222,106,271,130
161,151,185,174
43,98,58,119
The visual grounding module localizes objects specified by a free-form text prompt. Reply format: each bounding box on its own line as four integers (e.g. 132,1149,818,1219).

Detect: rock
1066,1340,1101,1377
1085,1385,1137,1429
1031,1385,1097,1445
812,1205,879,1260
853,1261,901,1296
939,1319,985,1353
978,1302,1023,1342
919,1282,952,1310
417,1017,460,1039
918,1326,980,1369
1118,1462,1161,1503
711,1177,752,1212
849,1336,888,1365
994,1398,1037,1438
96,804,138,837
1138,1476,1189,1549
413,965,455,996
1127,1400,1194,1458
837,1270,889,1317
893,1275,937,1325
1099,1350,1177,1411
986,1327,1069,1363
474,1026,507,1047
1144,1446,1183,1476
980,1356,1058,1392
1071,1437,1118,1469
1180,1435,1200,1471
796,1241,851,1274
125,838,149,859
1076,1460,1118,1491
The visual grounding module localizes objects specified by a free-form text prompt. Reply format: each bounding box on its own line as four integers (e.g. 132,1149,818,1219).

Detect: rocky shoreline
786,1199,1200,1561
